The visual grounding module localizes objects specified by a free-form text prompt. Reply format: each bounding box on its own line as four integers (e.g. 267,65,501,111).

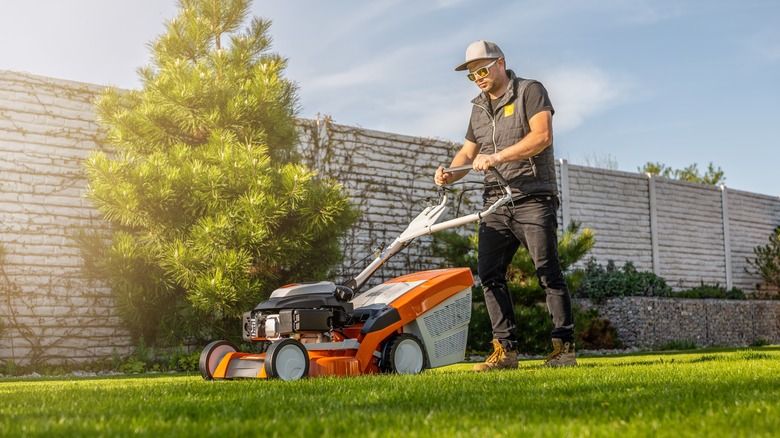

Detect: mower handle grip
441,164,509,187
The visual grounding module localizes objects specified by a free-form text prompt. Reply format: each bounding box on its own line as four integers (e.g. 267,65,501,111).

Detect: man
434,40,576,371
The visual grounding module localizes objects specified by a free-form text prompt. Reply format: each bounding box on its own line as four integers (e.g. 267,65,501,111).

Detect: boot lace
486,340,505,364
544,344,562,363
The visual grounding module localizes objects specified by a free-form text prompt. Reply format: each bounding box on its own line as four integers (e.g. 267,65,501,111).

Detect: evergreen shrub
575,259,672,303
674,282,745,299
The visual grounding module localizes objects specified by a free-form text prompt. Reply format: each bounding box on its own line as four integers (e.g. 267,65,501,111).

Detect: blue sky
3,0,779,195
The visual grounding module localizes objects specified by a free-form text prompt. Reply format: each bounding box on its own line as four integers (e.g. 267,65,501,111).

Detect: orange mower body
200,268,474,380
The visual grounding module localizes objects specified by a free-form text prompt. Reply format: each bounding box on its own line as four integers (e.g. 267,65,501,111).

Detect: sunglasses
467,59,499,81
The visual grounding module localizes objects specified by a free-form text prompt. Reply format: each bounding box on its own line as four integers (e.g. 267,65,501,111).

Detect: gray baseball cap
454,40,505,71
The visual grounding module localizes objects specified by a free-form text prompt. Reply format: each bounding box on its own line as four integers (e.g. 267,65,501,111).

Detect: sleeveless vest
469,70,557,199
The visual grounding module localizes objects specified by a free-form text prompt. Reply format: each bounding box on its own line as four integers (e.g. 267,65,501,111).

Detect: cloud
302,41,425,93
433,0,468,8
543,65,638,133
611,1,683,25
324,1,405,41
303,29,461,92
742,25,780,63
378,85,474,142
301,56,473,142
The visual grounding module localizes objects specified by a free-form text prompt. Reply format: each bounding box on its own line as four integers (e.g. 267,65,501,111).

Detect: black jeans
478,195,574,350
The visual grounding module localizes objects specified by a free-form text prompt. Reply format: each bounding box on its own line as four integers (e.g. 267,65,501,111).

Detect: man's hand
434,166,452,186
472,153,503,172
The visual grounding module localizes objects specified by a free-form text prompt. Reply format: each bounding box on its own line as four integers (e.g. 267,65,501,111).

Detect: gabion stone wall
576,297,780,348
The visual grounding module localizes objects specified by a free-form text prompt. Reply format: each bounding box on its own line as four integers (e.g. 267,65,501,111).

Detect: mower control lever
441,165,510,188
488,167,509,187
441,164,473,174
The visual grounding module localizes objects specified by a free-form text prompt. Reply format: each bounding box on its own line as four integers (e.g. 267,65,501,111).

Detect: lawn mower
199,165,512,380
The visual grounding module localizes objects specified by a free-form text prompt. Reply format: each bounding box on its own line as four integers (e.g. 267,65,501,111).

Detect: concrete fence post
559,158,570,227
647,173,660,276
721,185,733,289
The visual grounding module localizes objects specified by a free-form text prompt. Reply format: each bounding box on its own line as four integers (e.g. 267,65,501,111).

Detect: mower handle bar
348,165,512,291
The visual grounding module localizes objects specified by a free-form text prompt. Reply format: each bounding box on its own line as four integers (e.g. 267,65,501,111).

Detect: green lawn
2,347,778,437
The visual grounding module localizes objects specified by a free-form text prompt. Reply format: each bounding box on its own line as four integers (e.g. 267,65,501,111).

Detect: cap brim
454,57,492,71
454,62,470,72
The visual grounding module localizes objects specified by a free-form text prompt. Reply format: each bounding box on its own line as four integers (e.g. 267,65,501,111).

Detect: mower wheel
199,340,238,380
381,333,427,375
264,338,310,381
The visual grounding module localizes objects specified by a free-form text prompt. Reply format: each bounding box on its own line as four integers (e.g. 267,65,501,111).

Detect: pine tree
80,0,357,345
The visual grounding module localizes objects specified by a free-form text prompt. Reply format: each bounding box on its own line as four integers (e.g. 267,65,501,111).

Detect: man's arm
471,110,553,171
434,140,481,186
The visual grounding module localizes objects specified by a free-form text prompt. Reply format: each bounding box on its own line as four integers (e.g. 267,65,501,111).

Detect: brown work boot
542,338,577,367
473,339,518,372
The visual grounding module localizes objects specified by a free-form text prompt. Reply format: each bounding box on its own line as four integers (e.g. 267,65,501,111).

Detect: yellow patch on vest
504,103,514,117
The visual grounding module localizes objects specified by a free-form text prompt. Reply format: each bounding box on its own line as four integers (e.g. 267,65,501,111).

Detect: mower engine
242,281,354,343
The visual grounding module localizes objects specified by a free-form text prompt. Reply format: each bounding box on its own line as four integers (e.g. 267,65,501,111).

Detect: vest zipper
492,117,498,154
475,104,498,154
